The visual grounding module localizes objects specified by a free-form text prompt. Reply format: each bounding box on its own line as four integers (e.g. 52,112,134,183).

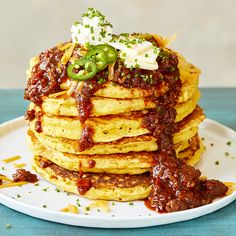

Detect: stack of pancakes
27,51,205,201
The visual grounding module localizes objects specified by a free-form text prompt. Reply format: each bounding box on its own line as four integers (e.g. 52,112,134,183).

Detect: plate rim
0,116,236,228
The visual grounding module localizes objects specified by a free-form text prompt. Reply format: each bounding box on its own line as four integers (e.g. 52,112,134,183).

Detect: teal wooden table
0,88,236,236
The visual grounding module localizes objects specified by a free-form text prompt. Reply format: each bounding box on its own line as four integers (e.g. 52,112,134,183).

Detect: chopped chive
34,183,39,186
55,188,61,192
215,161,219,165
5,224,11,229
225,152,229,156
226,141,232,146
85,207,90,211
43,205,47,208
128,202,134,206
112,202,115,206
17,194,21,198
76,199,81,207
153,48,158,54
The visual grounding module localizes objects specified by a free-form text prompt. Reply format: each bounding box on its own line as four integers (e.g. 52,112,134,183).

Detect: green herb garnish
226,141,232,146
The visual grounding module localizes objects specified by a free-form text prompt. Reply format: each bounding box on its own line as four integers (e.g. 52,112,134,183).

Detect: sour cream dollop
71,8,113,46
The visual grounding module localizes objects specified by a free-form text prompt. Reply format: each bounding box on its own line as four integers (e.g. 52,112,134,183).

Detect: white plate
0,117,236,228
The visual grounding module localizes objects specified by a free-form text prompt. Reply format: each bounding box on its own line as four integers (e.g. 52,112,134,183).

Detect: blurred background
0,0,235,88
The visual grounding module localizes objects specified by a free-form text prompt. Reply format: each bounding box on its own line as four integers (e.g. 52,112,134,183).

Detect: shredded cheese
2,155,21,163
75,81,84,94
13,163,26,168
60,80,70,90
199,176,207,181
152,34,177,48
60,204,79,214
108,63,115,80
67,80,78,96
77,49,87,57
60,43,75,65
69,56,79,63
0,175,13,182
85,200,110,213
60,207,69,212
58,42,72,51
0,181,28,188
48,91,68,98
162,34,177,47
224,182,236,195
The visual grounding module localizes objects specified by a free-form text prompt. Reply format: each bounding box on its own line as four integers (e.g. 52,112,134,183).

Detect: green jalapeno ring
84,48,107,71
94,44,117,64
67,58,97,81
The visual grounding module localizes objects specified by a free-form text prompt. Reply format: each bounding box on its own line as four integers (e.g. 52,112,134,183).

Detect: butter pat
110,36,159,70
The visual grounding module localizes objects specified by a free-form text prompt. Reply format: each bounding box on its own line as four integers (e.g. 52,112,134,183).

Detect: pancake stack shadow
26,51,205,201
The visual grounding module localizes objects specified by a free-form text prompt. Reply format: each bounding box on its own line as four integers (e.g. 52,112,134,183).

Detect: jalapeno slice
67,58,97,81
85,48,107,71
94,44,117,64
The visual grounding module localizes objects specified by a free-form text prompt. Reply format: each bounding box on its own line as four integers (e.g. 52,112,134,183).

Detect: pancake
38,89,200,118
28,100,203,143
33,156,151,201
177,135,205,166
28,51,199,102
29,121,200,157
93,70,198,100
176,51,201,85
29,111,149,143
174,105,205,143
30,130,158,155
41,96,156,117
28,130,201,174
175,90,200,122
32,135,203,201
30,116,202,156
